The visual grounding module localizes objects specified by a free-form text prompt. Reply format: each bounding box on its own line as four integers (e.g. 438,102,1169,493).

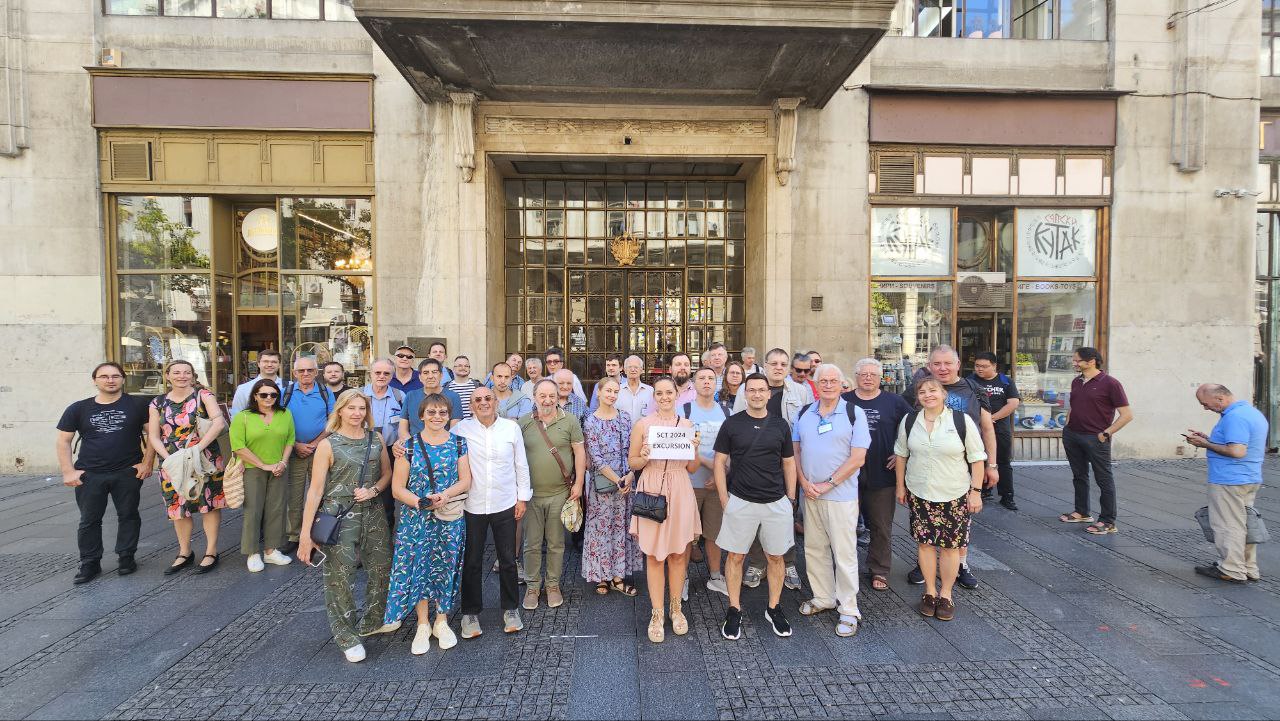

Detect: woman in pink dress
629,376,702,643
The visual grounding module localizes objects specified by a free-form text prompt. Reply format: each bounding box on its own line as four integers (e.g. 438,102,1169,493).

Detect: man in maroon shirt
1059,347,1134,535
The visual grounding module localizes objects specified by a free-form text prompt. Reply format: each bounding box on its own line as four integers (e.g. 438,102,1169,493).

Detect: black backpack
903,409,972,456
683,401,728,420
797,401,861,429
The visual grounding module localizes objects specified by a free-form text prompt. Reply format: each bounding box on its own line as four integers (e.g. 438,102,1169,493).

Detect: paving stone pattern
0,460,1277,720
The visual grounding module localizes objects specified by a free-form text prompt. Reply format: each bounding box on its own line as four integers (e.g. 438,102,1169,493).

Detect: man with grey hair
555,368,589,426
740,347,761,375
1186,383,1268,583
360,359,404,448
902,345,998,590
844,357,913,591
617,354,654,422
522,357,546,399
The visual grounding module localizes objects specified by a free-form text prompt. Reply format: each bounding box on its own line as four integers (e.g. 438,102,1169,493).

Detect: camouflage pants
320,500,392,651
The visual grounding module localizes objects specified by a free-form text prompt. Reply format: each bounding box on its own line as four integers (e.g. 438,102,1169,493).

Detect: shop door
625,269,685,378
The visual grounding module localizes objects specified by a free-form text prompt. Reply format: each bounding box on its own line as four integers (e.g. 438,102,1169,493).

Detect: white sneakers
706,574,729,596
682,578,689,601
247,551,290,573
460,614,482,639
434,616,458,650
263,550,292,566
360,619,402,637
344,644,367,663
411,624,432,655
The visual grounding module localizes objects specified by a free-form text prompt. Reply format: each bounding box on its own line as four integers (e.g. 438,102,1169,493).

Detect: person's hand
294,442,313,459
514,500,527,520
801,478,821,500
133,462,152,479
968,489,984,514
1184,430,1209,449
62,470,85,488
884,456,897,470
895,486,907,506
392,438,407,459
691,430,701,449
639,444,651,461
271,461,286,477
985,466,999,488
297,538,315,566
1096,432,1109,444
353,487,378,503
569,482,583,502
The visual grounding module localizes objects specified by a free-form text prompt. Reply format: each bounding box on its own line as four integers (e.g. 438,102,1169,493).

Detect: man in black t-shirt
55,362,155,585
968,352,1021,510
713,374,797,641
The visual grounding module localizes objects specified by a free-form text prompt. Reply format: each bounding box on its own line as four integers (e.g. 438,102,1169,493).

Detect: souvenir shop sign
871,207,952,276
1017,209,1097,278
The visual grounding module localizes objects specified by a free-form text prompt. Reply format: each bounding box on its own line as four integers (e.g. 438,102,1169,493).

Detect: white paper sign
1016,209,1097,277
648,426,695,460
871,207,952,276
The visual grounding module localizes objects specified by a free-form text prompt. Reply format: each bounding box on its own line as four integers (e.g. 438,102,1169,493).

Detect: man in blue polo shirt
1186,383,1269,583
282,356,335,554
792,364,871,637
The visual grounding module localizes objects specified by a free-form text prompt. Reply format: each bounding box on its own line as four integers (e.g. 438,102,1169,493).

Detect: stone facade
0,0,1263,470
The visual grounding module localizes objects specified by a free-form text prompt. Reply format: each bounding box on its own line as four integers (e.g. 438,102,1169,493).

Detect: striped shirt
448,379,482,419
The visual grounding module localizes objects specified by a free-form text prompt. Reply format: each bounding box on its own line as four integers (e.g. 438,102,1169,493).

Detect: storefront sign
872,207,952,276
648,426,695,461
241,208,279,253
1016,209,1096,277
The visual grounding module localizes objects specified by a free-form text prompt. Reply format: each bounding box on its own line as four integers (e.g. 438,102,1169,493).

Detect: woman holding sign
628,376,702,644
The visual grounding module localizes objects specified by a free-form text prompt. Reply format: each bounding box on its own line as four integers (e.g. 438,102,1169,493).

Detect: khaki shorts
693,487,724,544
716,494,795,557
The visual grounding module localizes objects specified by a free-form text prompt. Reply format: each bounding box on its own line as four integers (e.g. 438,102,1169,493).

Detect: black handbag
593,420,630,495
632,418,680,524
310,432,374,546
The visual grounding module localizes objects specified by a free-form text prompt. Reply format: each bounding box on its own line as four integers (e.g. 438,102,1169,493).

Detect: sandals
608,578,638,597
799,599,834,616
870,575,890,592
193,553,219,575
1085,522,1117,535
595,582,610,596
1059,512,1095,523
163,552,194,576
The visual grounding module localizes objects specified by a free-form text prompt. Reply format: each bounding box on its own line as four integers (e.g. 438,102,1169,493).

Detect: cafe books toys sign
1017,209,1097,278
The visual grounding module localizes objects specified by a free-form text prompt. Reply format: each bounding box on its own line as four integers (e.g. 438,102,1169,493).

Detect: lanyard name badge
816,406,834,435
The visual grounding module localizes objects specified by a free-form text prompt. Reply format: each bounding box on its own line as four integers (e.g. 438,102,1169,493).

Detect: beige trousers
1207,482,1261,581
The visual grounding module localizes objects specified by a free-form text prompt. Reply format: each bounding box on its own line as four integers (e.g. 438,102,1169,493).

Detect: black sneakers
999,495,1019,511
956,562,979,590
765,605,792,637
721,606,742,640
73,563,101,585
906,566,925,585
118,555,138,576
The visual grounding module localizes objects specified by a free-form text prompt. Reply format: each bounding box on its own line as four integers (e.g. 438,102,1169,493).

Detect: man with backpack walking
967,351,1021,510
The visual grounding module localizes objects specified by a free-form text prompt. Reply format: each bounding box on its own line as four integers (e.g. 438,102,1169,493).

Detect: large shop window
870,205,1104,432
111,195,374,402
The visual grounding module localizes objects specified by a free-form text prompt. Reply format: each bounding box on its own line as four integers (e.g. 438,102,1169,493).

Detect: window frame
904,0,1109,41
102,0,354,20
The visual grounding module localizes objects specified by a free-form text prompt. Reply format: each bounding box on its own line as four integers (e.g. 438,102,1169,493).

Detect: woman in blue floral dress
581,377,642,596
385,393,472,655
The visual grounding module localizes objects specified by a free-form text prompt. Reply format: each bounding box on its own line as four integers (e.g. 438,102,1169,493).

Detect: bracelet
970,487,983,492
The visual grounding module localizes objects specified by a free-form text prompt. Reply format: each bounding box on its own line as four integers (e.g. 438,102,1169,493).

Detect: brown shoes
522,587,539,611
918,593,936,618
934,596,955,622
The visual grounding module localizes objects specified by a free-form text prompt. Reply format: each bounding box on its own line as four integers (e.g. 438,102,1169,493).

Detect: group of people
54,339,1267,661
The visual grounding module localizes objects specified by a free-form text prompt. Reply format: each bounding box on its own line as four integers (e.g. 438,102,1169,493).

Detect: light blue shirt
679,398,729,489
360,384,403,447
792,399,872,503
283,382,335,444
1207,401,1269,486
498,392,534,420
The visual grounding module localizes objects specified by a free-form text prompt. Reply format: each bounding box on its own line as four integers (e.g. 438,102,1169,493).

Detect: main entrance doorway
504,178,747,383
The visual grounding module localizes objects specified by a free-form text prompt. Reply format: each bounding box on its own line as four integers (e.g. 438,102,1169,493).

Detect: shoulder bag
222,455,246,509
534,414,583,532
632,417,681,524
309,432,374,546
412,434,468,522
593,418,630,495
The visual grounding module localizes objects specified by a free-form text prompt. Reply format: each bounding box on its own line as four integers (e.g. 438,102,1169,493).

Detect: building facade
0,0,1263,471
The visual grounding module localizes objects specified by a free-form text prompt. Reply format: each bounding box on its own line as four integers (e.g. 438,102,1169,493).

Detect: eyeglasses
295,368,316,373
95,374,125,380
395,353,415,360
255,392,279,399
423,409,451,417
817,378,841,385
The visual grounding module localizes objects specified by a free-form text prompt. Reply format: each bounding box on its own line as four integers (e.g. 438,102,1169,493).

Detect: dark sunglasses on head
256,392,279,399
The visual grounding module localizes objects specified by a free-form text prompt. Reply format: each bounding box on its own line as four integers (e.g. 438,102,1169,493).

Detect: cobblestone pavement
0,459,1277,720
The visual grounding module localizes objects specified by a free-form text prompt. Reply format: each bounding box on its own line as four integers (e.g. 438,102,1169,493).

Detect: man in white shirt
454,386,531,638
230,350,282,415
617,354,654,422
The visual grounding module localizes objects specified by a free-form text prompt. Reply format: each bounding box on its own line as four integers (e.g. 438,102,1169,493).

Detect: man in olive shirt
518,379,585,611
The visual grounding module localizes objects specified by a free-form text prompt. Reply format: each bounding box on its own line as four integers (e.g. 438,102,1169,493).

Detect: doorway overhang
353,1,895,109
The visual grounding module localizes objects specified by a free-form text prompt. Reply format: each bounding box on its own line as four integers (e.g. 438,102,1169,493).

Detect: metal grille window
504,179,746,382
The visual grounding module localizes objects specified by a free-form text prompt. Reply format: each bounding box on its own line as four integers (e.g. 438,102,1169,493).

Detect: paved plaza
0,459,1277,720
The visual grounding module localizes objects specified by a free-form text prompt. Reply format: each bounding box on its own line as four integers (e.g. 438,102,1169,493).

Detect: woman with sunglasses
385,394,473,655
229,378,296,573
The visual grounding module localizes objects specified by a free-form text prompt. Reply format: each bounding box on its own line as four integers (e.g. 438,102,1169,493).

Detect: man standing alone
1059,347,1133,535
1185,384,1267,583
56,362,155,584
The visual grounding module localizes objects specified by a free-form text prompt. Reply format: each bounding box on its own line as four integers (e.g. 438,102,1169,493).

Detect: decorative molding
449,91,477,182
0,0,30,158
482,116,769,137
773,97,802,186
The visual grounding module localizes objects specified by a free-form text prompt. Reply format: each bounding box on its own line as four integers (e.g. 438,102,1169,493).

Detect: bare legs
172,509,220,564
918,543,960,599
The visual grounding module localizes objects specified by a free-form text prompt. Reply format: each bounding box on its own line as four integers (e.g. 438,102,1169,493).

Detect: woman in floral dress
146,359,226,575
581,377,642,596
384,393,473,655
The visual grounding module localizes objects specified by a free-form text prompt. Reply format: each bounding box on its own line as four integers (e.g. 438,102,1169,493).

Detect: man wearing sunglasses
790,353,818,400
56,362,155,585
389,346,423,394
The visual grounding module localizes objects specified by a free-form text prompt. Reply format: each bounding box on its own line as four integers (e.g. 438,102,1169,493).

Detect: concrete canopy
354,1,895,108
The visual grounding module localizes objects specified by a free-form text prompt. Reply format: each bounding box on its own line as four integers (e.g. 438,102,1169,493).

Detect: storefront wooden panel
160,141,210,184
269,143,316,185
321,145,369,185
216,143,262,185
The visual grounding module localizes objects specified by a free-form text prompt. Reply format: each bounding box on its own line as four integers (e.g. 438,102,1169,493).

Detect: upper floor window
1266,0,1280,76
104,0,355,20
906,0,1107,40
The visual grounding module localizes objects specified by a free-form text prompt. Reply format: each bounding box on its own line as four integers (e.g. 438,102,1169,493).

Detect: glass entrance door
625,270,685,378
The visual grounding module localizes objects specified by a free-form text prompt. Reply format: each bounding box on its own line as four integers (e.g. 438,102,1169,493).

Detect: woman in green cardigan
230,378,296,572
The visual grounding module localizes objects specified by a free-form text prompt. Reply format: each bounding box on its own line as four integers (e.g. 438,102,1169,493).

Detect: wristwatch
1101,431,1111,440
987,462,998,468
